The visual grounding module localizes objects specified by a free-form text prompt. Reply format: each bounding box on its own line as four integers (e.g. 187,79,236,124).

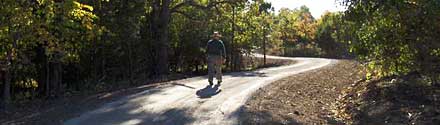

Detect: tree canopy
339,0,440,82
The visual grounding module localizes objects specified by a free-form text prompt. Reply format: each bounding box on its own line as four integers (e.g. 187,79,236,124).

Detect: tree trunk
44,52,51,97
35,44,48,97
3,40,14,107
120,0,135,84
2,31,20,107
263,27,267,66
50,51,63,97
231,5,236,71
151,0,171,77
2,60,11,107
0,69,4,109
127,40,134,84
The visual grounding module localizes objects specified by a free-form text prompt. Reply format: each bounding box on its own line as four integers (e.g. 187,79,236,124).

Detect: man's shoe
209,81,214,86
217,81,222,86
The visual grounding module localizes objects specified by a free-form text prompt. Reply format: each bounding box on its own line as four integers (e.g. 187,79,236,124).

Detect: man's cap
212,31,222,38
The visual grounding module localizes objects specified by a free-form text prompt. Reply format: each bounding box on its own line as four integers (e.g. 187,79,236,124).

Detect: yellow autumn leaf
73,1,81,8
82,4,94,11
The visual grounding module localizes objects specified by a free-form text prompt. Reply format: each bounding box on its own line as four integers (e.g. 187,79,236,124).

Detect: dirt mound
240,60,365,124
333,75,440,125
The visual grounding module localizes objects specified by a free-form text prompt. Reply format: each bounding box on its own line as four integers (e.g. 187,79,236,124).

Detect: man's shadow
196,84,222,98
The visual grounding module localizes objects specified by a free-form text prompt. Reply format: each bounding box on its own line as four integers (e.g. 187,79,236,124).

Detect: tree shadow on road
64,98,196,125
227,71,268,78
197,71,268,79
145,108,195,125
170,82,196,89
111,107,195,125
196,84,222,98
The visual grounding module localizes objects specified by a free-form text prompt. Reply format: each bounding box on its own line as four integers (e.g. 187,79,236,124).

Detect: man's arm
206,40,211,55
220,40,226,58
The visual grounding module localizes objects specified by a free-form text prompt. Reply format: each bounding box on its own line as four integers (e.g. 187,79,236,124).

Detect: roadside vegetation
331,0,440,124
243,0,440,124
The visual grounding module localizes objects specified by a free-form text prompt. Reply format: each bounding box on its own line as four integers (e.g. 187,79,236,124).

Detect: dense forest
1,0,439,113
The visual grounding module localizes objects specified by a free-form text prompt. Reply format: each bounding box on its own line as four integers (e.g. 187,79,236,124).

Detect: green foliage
0,0,100,101
269,6,318,56
1,0,278,102
315,12,351,58
340,0,440,82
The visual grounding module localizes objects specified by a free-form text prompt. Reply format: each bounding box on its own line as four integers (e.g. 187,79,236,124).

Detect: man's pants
208,55,223,83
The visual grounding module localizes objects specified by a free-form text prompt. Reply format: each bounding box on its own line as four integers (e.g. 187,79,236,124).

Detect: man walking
206,32,226,86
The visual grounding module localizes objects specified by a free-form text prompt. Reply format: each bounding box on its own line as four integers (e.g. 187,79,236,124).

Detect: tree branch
172,10,199,22
171,0,239,13
171,0,199,12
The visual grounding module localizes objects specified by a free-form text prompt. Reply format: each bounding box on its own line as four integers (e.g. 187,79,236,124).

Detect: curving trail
64,55,336,125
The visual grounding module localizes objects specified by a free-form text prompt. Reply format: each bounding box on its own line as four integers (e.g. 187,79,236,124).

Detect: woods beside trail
0,0,341,108
1,0,440,124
